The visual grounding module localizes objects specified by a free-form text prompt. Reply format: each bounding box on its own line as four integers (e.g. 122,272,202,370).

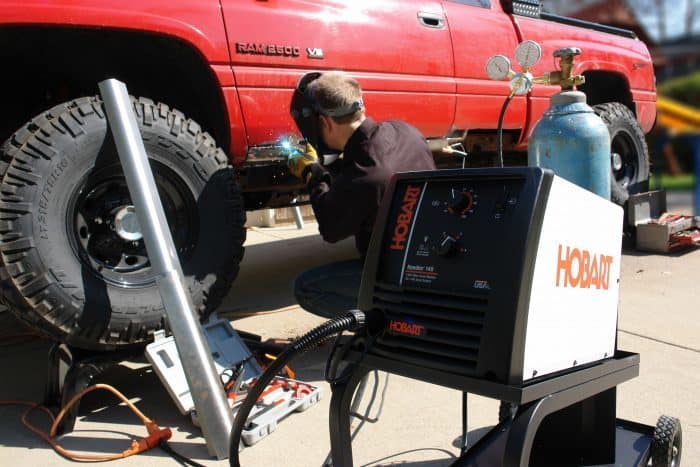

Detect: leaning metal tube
98,79,234,460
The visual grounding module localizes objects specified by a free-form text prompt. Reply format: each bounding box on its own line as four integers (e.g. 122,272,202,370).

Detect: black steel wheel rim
611,129,637,188
69,161,199,288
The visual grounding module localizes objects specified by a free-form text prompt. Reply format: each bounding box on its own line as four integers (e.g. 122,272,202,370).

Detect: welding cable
324,331,347,381
324,331,364,384
0,383,171,461
321,324,386,467
325,328,381,385
321,370,391,467
349,370,390,424
158,440,206,467
497,94,514,168
229,309,369,467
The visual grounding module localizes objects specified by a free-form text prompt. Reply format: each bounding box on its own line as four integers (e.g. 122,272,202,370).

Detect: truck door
221,0,456,147
441,1,525,138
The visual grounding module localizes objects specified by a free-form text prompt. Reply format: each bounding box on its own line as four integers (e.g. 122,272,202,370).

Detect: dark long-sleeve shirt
308,117,436,255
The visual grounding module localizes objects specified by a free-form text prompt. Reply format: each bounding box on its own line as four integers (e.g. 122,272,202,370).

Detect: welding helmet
290,71,364,162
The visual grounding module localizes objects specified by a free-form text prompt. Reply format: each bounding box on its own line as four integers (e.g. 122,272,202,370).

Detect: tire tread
0,96,246,349
651,415,682,467
592,102,650,205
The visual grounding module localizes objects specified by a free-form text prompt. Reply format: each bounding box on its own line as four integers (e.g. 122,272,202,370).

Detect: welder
288,71,435,318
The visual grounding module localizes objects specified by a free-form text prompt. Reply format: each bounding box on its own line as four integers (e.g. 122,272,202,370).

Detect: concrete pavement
1,210,698,466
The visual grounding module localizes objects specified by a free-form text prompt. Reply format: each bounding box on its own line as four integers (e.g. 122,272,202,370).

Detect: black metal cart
329,350,681,466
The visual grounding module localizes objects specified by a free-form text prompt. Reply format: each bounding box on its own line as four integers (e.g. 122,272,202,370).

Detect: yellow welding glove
288,143,319,183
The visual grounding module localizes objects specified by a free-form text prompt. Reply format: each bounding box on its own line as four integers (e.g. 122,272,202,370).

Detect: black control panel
359,168,553,384
378,177,525,296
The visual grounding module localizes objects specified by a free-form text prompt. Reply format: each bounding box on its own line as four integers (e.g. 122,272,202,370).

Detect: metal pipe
98,79,234,459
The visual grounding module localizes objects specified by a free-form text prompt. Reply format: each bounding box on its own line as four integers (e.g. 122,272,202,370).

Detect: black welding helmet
290,71,364,161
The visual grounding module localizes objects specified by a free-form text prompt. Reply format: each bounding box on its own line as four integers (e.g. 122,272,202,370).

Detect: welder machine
328,167,679,466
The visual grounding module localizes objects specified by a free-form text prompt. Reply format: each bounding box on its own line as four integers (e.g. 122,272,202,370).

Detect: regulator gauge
515,40,542,68
486,55,512,81
509,72,534,96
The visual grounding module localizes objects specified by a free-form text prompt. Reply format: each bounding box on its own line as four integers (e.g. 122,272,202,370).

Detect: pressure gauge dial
486,55,512,81
515,40,542,68
509,72,534,96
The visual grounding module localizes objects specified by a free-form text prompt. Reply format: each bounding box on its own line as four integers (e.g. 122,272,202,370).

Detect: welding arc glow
279,137,300,159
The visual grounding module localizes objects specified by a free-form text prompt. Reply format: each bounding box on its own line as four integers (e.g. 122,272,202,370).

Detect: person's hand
288,143,319,183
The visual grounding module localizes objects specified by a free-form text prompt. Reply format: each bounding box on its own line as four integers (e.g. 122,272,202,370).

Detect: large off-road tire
593,102,650,205
0,96,246,350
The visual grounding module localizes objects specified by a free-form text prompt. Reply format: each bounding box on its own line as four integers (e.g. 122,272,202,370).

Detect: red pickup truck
0,0,656,350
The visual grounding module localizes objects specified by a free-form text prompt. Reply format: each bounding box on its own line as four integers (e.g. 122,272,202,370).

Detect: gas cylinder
527,48,611,200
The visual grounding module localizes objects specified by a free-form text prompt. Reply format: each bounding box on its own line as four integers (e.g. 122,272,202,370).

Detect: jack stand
43,342,138,435
291,198,305,229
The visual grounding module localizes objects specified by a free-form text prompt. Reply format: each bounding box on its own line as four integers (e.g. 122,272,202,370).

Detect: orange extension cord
1,383,171,461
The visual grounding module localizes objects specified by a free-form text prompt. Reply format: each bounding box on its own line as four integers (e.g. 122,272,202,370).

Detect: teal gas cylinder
528,90,611,199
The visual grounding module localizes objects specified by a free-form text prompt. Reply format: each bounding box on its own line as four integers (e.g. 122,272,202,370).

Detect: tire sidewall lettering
37,157,70,240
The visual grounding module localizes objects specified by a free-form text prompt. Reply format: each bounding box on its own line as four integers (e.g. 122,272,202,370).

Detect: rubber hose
497,95,513,168
229,310,366,467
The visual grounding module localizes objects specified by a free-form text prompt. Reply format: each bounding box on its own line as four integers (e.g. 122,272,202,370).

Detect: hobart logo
235,42,301,57
556,244,614,290
388,319,425,337
390,185,422,251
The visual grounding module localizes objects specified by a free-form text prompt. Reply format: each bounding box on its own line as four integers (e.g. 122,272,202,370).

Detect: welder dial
486,55,512,81
435,233,461,257
446,188,478,217
515,40,542,68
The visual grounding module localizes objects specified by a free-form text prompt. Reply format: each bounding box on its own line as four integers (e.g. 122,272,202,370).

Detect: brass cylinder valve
534,47,586,90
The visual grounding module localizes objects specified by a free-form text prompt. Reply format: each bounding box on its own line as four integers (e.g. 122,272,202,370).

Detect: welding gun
283,138,319,182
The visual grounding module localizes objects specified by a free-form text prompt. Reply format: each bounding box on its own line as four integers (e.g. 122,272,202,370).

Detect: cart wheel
651,415,682,467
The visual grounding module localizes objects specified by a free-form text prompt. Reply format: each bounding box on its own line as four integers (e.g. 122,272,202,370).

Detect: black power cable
158,440,206,467
229,310,369,467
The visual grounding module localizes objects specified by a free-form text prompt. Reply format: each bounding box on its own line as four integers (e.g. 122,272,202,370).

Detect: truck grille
370,284,486,376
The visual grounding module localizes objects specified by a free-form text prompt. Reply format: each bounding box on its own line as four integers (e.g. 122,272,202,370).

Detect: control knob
436,233,460,257
449,190,475,216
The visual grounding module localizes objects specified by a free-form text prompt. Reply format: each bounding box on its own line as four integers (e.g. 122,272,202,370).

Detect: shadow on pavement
0,310,214,460
220,231,357,315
